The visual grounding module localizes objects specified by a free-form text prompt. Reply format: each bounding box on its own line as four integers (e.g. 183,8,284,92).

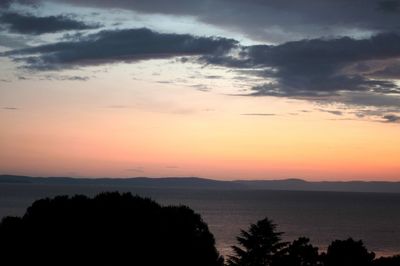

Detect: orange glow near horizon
1,62,400,181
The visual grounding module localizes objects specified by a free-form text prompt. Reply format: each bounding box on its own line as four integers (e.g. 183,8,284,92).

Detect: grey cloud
190,84,211,92
377,0,400,12
52,0,400,43
0,0,14,7
317,109,343,116
0,12,99,35
0,33,31,48
2,28,237,70
41,75,90,81
202,33,400,109
352,107,400,117
246,33,400,95
203,75,221,79
369,63,400,79
3,24,400,114
341,92,400,108
3,106,19,110
0,0,37,8
382,114,400,122
204,33,400,115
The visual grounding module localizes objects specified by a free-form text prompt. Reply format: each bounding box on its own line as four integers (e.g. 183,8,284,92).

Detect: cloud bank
49,0,400,42
231,33,400,98
0,11,99,34
1,0,400,122
2,28,237,70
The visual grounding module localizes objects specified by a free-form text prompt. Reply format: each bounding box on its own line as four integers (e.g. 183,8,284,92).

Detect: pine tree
227,217,288,266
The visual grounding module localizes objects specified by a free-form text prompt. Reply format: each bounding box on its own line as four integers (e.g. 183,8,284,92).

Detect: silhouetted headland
2,175,400,193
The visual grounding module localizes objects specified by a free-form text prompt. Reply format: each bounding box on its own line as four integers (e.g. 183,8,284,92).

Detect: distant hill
0,175,244,189
1,175,400,193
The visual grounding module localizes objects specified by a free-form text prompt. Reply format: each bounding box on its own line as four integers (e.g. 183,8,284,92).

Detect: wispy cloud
240,113,276,116
317,109,343,116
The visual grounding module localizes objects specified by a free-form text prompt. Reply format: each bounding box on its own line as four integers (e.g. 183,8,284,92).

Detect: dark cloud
201,33,400,107
2,28,237,70
382,114,400,122
52,0,400,43
2,23,400,113
317,109,343,116
369,63,400,78
2,106,19,110
0,12,99,34
203,75,221,79
0,0,13,7
377,0,400,12
342,92,400,108
190,84,211,92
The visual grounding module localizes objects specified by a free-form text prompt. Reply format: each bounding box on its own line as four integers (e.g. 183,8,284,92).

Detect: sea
0,183,399,258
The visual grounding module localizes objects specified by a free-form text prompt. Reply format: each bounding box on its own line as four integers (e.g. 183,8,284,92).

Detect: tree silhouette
373,255,400,266
275,237,321,266
1,194,400,266
227,217,288,266
322,238,375,266
0,192,224,266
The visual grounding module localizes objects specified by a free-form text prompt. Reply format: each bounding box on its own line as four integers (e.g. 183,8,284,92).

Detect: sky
1,0,400,181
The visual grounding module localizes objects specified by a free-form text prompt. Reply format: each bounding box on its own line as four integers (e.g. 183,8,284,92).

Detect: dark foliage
373,255,400,266
227,217,398,266
322,238,375,266
0,192,223,266
227,217,288,266
276,237,321,266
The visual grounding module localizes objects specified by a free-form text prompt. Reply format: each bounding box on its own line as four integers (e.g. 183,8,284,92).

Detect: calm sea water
0,183,399,258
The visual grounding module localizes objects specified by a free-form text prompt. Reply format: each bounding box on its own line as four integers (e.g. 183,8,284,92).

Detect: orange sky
1,61,400,181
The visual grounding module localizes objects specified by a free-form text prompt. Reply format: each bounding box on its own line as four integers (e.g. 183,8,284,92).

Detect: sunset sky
1,0,400,180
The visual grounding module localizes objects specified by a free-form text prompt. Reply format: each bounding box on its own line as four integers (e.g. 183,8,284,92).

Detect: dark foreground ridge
2,175,400,193
0,192,223,266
